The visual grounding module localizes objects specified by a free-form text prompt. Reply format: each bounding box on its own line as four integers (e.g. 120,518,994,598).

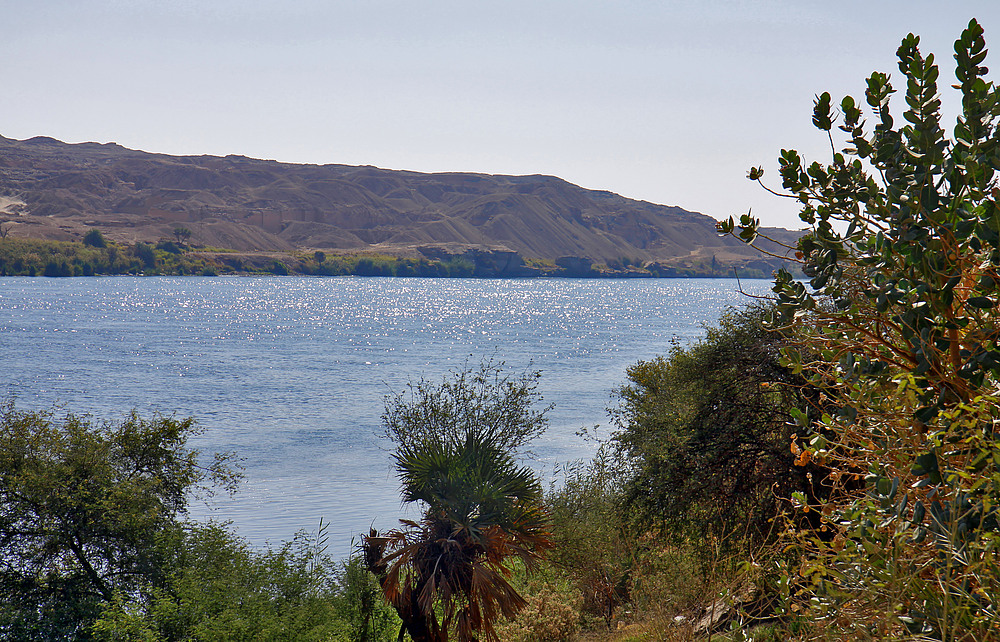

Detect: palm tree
172,226,192,244
364,434,552,642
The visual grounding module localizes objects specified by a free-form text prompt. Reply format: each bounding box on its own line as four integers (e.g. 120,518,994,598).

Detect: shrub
133,242,155,268
610,304,826,546
546,450,633,629
82,229,106,248
354,257,394,276
93,522,363,642
443,257,475,277
156,240,181,254
495,572,582,642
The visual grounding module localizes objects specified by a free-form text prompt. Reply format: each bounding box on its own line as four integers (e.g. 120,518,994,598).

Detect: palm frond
367,389,553,642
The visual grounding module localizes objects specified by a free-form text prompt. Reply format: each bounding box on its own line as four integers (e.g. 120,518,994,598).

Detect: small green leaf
813,92,833,131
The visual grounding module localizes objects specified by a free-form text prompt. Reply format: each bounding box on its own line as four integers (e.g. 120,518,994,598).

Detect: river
0,275,771,556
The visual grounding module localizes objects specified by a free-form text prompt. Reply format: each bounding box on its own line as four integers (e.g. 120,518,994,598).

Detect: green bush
546,450,633,628
354,257,394,276
134,243,156,268
546,445,761,635
93,523,378,642
442,257,474,277
333,555,400,642
83,229,107,248
156,240,182,255
610,304,824,546
494,567,582,642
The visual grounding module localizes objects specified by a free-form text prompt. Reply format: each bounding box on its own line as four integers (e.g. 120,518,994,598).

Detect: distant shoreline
0,237,785,279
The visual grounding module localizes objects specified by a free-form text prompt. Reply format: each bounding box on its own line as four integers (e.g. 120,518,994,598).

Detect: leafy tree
364,362,553,642
0,402,240,640
722,18,1000,638
610,304,828,545
334,554,401,642
106,245,120,269
82,229,107,248
156,240,181,255
133,242,156,268
43,260,71,277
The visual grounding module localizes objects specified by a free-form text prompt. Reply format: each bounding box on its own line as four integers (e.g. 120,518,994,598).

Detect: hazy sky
4,1,998,229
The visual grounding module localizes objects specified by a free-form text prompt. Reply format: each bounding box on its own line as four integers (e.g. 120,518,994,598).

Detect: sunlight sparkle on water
1,276,771,555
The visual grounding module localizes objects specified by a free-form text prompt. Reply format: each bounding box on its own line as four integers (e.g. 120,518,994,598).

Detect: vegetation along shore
0,233,778,279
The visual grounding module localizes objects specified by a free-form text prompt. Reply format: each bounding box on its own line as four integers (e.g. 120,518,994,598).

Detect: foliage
364,362,553,642
156,240,183,255
546,445,785,639
172,227,192,244
0,401,400,641
0,401,241,640
442,256,475,277
534,305,823,634
0,235,773,279
0,237,242,276
83,229,107,248
493,563,582,642
335,554,401,642
722,18,1000,639
354,257,393,276
393,434,544,540
382,359,551,457
93,523,395,642
546,448,635,628
135,242,156,268
0,238,134,276
610,304,825,546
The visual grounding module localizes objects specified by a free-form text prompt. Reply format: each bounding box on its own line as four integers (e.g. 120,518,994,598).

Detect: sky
3,1,999,230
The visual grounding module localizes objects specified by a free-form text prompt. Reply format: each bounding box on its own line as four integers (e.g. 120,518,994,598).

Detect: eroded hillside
0,135,800,274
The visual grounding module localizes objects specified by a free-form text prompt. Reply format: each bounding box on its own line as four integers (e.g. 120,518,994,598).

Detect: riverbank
0,236,781,278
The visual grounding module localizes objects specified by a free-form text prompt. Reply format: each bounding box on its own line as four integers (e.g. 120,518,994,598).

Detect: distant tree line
0,232,782,279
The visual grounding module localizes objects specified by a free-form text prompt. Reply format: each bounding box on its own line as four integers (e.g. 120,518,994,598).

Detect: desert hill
0,135,799,274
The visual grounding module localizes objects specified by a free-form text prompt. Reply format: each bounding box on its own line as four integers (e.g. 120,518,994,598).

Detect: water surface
0,276,771,556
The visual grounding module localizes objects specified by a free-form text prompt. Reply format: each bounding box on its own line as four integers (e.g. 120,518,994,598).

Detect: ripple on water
1,276,771,556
